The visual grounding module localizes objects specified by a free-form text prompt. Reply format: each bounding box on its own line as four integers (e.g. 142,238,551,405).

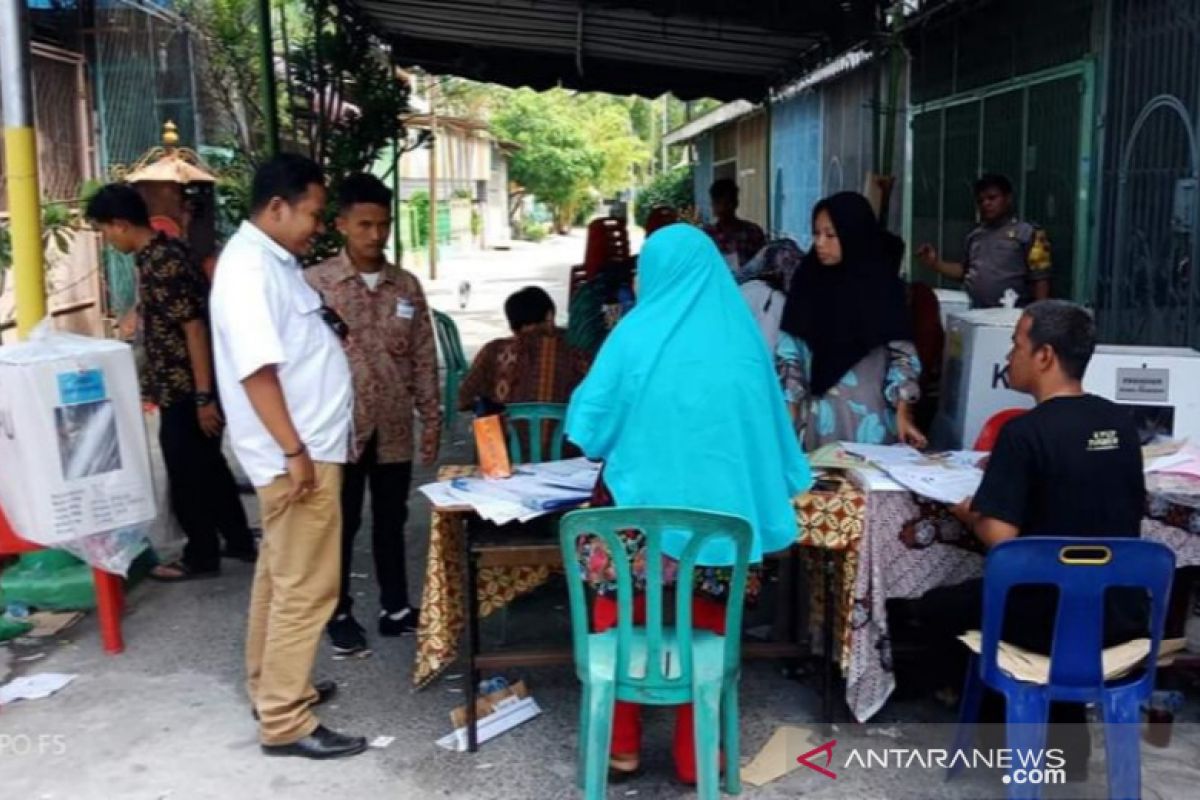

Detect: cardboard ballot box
1083,345,1200,443
933,288,970,329
932,308,1034,450
0,331,155,546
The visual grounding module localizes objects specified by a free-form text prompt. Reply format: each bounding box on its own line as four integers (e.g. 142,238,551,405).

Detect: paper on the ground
841,443,924,468
28,611,84,638
435,696,543,752
0,672,76,704
958,632,1186,684
884,462,984,505
740,725,821,788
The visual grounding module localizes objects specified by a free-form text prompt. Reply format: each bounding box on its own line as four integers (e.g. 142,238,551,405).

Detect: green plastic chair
559,507,752,800
432,310,469,435
505,402,568,464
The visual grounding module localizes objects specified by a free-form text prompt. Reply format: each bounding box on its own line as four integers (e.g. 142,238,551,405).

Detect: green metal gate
906,65,1094,302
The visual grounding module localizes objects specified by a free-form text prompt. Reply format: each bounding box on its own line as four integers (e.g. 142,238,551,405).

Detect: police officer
916,173,1052,308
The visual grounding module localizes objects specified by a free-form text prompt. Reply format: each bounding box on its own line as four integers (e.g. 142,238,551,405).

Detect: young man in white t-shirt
209,153,363,760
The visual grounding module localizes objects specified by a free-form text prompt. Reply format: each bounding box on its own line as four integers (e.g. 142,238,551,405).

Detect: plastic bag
59,524,149,577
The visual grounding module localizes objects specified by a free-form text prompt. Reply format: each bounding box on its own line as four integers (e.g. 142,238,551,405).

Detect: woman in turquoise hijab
566,222,812,783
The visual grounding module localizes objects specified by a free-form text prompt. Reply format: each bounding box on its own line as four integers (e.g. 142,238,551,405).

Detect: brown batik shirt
306,251,441,464
136,232,207,408
457,325,592,410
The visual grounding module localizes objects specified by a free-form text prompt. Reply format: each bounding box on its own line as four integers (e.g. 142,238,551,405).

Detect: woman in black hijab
777,192,927,450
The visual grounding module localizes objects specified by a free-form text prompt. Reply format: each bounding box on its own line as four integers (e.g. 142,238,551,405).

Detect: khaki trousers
246,462,342,745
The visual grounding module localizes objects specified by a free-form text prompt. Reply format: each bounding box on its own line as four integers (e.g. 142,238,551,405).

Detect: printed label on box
1116,368,1170,402
56,370,107,406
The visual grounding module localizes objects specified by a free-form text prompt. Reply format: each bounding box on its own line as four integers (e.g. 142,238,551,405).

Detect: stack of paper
418,458,601,524
1145,443,1200,479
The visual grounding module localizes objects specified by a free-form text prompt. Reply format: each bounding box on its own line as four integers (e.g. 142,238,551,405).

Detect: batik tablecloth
828,488,1200,722
412,466,554,689
412,472,866,689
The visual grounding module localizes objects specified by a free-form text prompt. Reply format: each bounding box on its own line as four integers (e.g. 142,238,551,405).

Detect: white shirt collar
238,220,298,266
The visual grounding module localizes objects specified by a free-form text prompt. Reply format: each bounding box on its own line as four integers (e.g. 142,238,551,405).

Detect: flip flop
608,765,642,783
150,562,221,582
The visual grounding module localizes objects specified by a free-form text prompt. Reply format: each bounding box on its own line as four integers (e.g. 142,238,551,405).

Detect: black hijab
780,192,912,397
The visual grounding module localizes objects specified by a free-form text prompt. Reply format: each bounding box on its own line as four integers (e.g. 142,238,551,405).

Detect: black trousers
335,436,414,617
158,399,255,572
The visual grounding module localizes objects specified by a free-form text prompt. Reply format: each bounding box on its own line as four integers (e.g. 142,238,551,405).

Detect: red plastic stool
0,506,125,654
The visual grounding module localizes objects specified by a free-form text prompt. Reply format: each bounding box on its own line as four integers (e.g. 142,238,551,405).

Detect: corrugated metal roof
662,100,758,146
354,0,881,101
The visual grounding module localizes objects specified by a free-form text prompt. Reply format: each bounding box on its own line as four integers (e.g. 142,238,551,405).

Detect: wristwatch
195,392,215,407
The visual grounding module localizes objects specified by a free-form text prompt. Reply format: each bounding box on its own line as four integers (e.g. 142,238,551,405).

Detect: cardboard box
1084,345,1200,443
438,680,542,752
0,332,155,545
932,308,1034,450
932,288,970,329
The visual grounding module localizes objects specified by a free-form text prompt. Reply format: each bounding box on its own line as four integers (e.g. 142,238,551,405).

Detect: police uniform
961,218,1052,308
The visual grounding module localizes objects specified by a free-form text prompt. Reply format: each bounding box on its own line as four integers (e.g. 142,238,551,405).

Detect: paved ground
3,231,1200,799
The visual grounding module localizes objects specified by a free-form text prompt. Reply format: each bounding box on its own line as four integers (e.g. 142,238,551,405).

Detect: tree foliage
492,88,646,231
634,165,695,227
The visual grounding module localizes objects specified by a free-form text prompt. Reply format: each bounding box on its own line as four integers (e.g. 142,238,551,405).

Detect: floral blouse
574,477,762,603
777,332,921,451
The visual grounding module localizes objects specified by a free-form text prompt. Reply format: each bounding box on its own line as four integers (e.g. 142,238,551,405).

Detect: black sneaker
378,606,420,637
327,613,371,659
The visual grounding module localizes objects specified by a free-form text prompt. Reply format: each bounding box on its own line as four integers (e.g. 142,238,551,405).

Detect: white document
884,463,984,505
932,450,990,470
841,442,925,468
845,466,907,493
0,673,77,705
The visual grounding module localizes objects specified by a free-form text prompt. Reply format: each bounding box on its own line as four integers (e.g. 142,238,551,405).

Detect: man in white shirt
209,153,364,760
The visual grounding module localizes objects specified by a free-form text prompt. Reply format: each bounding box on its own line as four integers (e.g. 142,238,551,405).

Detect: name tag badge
396,300,415,320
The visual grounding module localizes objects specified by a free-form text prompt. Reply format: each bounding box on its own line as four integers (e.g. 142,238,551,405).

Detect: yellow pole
5,128,45,338
1,0,46,339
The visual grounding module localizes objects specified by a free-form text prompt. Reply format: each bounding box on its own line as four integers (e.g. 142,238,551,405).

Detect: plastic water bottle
1186,588,1200,654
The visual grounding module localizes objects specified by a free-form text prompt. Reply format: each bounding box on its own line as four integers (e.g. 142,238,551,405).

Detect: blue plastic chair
504,402,568,464
433,310,468,437
559,507,752,800
949,538,1175,800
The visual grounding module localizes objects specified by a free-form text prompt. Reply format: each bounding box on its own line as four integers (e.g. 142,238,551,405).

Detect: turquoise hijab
566,223,812,566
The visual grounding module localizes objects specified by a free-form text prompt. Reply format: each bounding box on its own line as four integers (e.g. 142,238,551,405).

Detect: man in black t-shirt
911,300,1147,778
946,299,1147,644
